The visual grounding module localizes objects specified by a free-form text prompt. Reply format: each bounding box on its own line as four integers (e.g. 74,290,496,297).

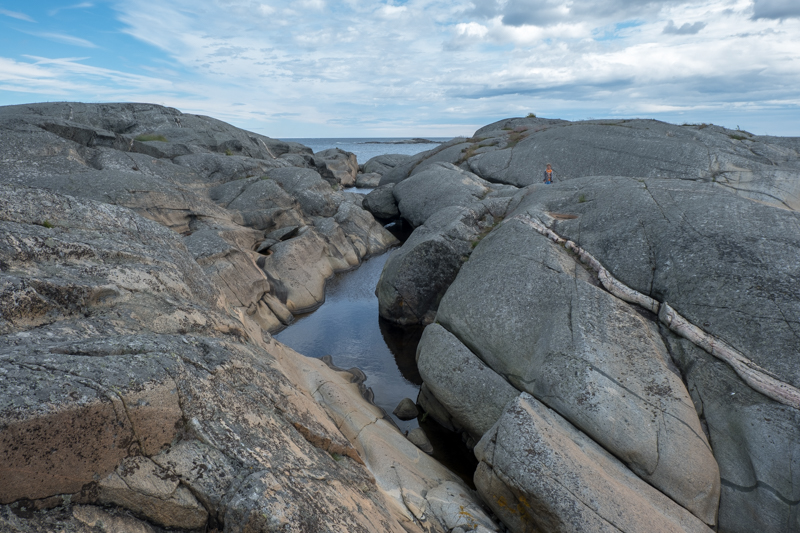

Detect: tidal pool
275,250,478,485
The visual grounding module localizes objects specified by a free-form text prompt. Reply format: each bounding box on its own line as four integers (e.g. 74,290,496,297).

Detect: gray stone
379,138,470,186
334,201,399,258
376,201,508,326
436,216,720,524
313,147,358,187
363,183,400,219
363,153,412,176
464,118,800,211
266,225,301,242
406,428,434,455
393,398,419,420
475,394,714,533
662,328,800,533
255,238,279,253
407,142,473,177
355,172,382,188
393,163,492,227
266,166,342,217
416,324,519,439
417,383,458,432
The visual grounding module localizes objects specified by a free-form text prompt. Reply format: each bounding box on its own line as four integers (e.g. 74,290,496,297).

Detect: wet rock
393,398,419,420
406,428,434,455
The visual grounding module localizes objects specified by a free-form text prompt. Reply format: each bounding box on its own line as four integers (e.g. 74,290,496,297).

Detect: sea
280,137,454,164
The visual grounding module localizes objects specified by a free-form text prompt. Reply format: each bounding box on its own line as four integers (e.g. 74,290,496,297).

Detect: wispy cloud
48,3,94,17
25,32,98,48
2,0,799,136
0,8,35,22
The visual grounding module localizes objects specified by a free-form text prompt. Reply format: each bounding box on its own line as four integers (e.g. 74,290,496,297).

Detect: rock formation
4,103,799,533
376,116,800,532
0,103,497,533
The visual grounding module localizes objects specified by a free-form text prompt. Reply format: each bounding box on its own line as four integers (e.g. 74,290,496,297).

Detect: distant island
361,138,442,144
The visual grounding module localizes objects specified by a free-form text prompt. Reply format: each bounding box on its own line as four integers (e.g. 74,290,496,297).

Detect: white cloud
3,0,798,136
26,32,98,48
48,3,94,16
0,8,35,22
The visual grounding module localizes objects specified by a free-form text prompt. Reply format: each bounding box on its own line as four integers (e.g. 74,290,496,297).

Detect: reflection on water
274,250,479,488
275,252,421,432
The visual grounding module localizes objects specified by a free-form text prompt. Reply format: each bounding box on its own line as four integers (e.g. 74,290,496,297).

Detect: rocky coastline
1,103,798,533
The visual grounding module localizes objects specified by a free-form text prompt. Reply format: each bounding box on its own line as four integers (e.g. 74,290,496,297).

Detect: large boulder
475,393,714,533
434,216,720,524
463,118,800,211
363,153,412,176
379,138,471,186
363,183,400,219
393,162,505,227
507,176,800,532
376,200,509,326
313,147,358,187
0,183,496,533
416,324,519,441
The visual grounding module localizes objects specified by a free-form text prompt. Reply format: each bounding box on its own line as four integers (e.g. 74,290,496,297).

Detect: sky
0,0,799,138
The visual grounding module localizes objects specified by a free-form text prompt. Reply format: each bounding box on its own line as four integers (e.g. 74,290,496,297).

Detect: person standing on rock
543,163,554,184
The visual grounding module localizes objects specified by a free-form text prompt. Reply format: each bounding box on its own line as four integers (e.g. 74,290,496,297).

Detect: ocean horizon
280,137,454,163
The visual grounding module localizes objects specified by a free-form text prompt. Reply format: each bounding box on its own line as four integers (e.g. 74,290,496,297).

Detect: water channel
275,247,478,486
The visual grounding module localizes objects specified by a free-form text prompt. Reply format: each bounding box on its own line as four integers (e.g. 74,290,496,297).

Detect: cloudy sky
0,0,798,137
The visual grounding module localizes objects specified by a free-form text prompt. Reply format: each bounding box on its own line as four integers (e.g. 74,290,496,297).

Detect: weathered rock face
363,153,412,176
0,102,397,333
393,163,495,228
416,324,518,442
475,394,714,533
465,118,800,212
313,147,359,187
395,117,799,532
0,103,497,533
505,176,800,533
363,183,401,219
433,216,720,524
355,171,382,188
376,198,510,326
0,184,495,533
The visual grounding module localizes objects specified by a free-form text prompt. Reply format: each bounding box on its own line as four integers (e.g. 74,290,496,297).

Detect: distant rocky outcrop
0,103,499,533
375,116,800,533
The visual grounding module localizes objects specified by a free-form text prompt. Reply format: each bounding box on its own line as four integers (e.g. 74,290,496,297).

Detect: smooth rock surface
416,324,519,440
393,163,492,227
475,394,714,533
363,183,400,219
376,201,507,325
435,216,720,524
313,147,358,187
393,398,419,420
363,153,412,176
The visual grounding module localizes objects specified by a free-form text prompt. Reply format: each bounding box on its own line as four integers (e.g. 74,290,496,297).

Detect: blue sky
1,0,799,137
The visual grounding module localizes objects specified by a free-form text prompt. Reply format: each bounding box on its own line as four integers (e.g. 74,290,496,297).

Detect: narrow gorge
1,103,798,533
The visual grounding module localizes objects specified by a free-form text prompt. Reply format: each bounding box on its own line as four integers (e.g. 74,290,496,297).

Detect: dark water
275,252,421,432
275,250,478,486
